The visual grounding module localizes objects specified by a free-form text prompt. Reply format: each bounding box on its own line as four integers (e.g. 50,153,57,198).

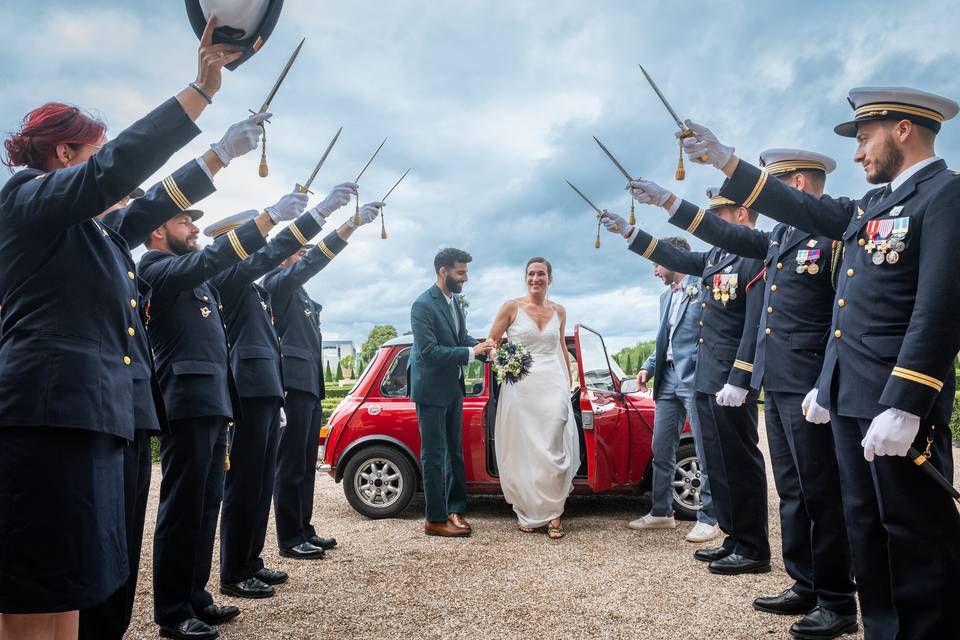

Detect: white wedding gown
494,308,580,528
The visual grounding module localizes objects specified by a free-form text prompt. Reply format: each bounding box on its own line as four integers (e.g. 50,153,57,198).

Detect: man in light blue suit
629,236,719,542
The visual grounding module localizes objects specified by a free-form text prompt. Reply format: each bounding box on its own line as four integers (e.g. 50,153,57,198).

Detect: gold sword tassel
380,210,387,239
676,130,691,181
629,195,636,226
258,123,269,177
354,192,361,226
595,218,602,249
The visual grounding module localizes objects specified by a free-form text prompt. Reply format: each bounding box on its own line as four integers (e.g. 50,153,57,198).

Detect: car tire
342,444,417,519
672,441,703,521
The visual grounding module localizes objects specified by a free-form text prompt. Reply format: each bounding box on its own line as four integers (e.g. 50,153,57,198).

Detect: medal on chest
795,249,822,275
863,217,908,265
713,273,738,305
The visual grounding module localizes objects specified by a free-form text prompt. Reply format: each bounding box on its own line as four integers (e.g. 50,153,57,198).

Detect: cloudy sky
2,0,958,353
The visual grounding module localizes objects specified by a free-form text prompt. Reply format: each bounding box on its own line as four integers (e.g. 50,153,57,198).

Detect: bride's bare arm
487,300,518,346
556,304,572,388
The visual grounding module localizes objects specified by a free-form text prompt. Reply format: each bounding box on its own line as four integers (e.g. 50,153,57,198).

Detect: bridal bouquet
491,342,534,385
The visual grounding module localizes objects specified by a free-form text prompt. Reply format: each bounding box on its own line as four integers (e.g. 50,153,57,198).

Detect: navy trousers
415,398,468,523
220,396,283,583
274,390,323,549
153,417,227,626
830,413,960,640
696,392,768,560
764,391,855,615
78,430,153,639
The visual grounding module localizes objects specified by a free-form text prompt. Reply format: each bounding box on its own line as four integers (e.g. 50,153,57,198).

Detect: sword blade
381,169,410,202
354,138,388,183
639,64,686,131
258,38,305,113
565,180,604,216
302,127,342,192
593,137,634,182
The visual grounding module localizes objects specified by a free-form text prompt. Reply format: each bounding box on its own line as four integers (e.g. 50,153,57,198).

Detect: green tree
340,354,356,376
335,362,343,382
624,353,634,375
324,361,333,382
360,324,399,363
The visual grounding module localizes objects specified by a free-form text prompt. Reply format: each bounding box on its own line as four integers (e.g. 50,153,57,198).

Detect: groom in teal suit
409,248,494,537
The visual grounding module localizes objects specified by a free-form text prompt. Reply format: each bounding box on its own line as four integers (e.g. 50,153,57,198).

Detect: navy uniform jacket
628,228,764,397
101,158,216,431
138,219,266,422
408,284,480,406
209,213,323,400
0,98,200,439
261,231,347,399
669,199,838,393
721,159,960,423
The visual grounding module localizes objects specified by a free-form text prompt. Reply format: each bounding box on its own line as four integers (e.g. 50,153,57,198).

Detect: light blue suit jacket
641,276,701,399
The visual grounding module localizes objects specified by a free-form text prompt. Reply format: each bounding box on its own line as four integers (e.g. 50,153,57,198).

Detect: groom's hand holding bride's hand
474,340,496,358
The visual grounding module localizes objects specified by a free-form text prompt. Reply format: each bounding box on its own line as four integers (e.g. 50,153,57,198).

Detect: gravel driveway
123,421,935,639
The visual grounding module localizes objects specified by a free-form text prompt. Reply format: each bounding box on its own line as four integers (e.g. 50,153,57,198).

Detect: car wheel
672,441,703,521
342,444,417,519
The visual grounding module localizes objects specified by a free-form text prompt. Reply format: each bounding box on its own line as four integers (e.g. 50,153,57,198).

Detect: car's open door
574,324,629,492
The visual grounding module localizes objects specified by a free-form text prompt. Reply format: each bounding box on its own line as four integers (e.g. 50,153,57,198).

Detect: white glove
801,388,831,424
264,189,309,223
600,211,633,239
715,383,749,407
862,408,921,462
677,119,734,170
346,202,384,228
627,179,673,207
279,408,287,429
310,182,359,224
210,112,271,167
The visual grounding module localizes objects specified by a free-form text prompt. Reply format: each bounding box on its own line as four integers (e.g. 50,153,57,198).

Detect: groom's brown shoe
448,514,471,532
424,520,471,537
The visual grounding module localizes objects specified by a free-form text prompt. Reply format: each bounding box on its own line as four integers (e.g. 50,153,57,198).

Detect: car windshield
579,327,616,392
347,351,379,396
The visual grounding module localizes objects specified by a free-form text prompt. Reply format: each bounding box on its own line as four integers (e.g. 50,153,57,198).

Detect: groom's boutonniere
685,284,699,301
457,294,470,316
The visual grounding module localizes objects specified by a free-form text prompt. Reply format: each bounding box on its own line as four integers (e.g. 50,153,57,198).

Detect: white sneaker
628,514,676,530
685,521,721,543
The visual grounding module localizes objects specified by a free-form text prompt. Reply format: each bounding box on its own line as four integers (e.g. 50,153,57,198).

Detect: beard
444,274,463,294
167,234,196,256
865,131,905,184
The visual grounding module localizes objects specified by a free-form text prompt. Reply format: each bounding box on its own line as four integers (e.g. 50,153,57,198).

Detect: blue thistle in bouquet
492,341,534,385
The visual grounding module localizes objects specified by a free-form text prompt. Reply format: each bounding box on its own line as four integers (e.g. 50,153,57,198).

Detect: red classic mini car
319,325,701,520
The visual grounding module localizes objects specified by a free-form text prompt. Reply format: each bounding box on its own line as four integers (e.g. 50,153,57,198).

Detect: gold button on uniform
771,285,778,292
123,356,131,365
127,327,135,336
838,299,846,307
203,295,209,301
127,271,135,280
701,303,707,309
767,306,773,313
835,330,842,338
858,238,866,247
776,262,783,269
698,321,704,327
130,299,137,309
698,338,704,344
765,328,772,335
847,268,855,277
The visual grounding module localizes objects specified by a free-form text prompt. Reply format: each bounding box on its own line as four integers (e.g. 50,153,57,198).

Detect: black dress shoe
159,618,219,640
254,567,289,585
708,553,771,575
694,545,732,563
196,603,240,626
279,541,325,559
789,606,858,639
220,577,275,599
753,588,817,615
308,535,338,550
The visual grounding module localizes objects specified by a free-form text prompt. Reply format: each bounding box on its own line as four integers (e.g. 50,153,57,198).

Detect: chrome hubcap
353,458,403,509
672,455,703,511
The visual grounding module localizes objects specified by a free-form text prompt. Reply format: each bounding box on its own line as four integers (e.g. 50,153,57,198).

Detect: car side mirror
619,378,639,394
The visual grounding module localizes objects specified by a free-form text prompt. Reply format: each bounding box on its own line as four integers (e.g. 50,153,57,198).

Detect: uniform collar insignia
889,205,904,217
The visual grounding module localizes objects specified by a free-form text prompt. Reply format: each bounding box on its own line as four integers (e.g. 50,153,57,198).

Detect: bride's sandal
547,520,565,540
518,523,537,534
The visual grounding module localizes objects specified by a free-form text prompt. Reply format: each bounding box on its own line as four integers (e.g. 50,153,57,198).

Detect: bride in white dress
487,257,580,539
